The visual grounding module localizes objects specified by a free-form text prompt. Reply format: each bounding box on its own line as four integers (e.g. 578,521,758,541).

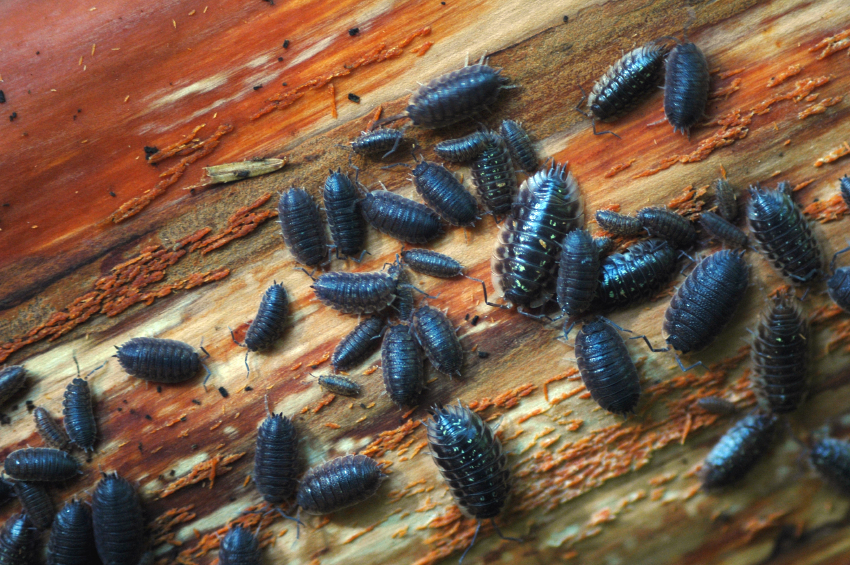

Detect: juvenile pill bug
323,169,367,261
33,406,71,451
48,499,97,565
663,40,710,136
218,525,261,565
0,513,38,564
4,447,81,482
303,268,399,315
595,209,643,237
400,248,482,284
434,131,489,163
426,401,519,563
115,337,211,386
12,481,55,530
401,158,479,227
698,211,749,248
840,175,850,209
381,323,425,406
92,472,145,565
332,316,386,372
0,365,26,407
314,374,361,397
253,398,300,506
389,261,415,321
295,454,386,515
349,127,408,159
747,184,823,283
500,119,538,173
556,229,600,322
750,291,808,414
591,239,677,310
470,131,517,217
593,236,615,256
360,189,444,243
63,377,97,453
278,188,328,267
809,437,850,494
713,177,738,221
827,246,850,313
700,412,778,489
636,207,696,247
412,305,463,377
695,396,738,415
231,282,289,375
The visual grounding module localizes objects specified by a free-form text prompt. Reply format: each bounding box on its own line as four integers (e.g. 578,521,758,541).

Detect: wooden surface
2,0,850,563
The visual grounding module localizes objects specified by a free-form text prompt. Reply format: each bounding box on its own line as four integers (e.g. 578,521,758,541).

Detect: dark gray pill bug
0,513,38,565
323,170,367,260
0,365,26,407
218,525,261,565
412,305,463,377
254,403,299,504
115,337,203,384
332,316,386,372
840,175,850,209
664,249,748,355
296,454,386,515
0,478,13,508
4,448,80,482
411,159,479,227
12,481,55,530
827,249,850,313
500,120,538,173
434,131,488,162
556,229,600,319
593,236,615,256
698,211,749,248
242,283,289,352
360,190,444,244
48,500,96,565
33,407,71,451
310,270,399,315
700,412,777,489
595,209,643,237
592,239,677,310
401,248,464,278
278,188,327,267
751,292,808,414
389,262,415,322
316,374,361,397
63,378,96,453
713,178,737,221
381,323,425,406
695,396,737,415
92,472,145,565
809,437,850,494
471,131,517,217
637,207,696,247
574,318,641,415
747,184,823,283
663,41,710,136
350,128,406,159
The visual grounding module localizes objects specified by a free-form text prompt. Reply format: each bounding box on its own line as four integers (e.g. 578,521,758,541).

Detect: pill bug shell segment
574,318,641,415
277,188,328,267
840,175,850,209
701,412,777,489
698,211,749,248
12,481,54,530
500,119,538,173
747,185,823,283
316,374,362,397
332,316,386,372
471,131,518,216
254,410,299,504
4,447,80,482
381,323,425,406
411,159,479,227
556,229,601,318
595,210,643,237
663,41,710,136
33,407,71,451
311,270,399,315
412,305,463,376
750,292,808,413
637,207,696,247
0,365,26,407
713,178,738,221
92,473,145,565
593,236,615,256
115,337,201,383
218,525,261,565
809,437,850,494
62,377,97,452
434,131,489,162
295,454,386,515
47,500,97,565
426,402,511,519
592,239,676,310
360,190,444,243
401,248,464,278
0,513,38,565
389,262,415,322
827,262,850,313
243,283,289,352
323,169,367,260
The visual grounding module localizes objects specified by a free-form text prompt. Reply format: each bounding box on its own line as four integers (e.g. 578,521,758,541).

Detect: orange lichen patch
110,123,233,222
752,76,831,113
562,551,579,560
798,96,844,119
147,124,208,164
367,105,383,130
392,525,409,538
709,78,742,100
792,179,814,192
814,141,850,167
159,452,245,498
412,41,434,56
603,159,636,178
328,83,337,118
766,64,803,88
344,522,380,544
650,488,665,501
363,365,379,375
189,194,277,255
810,27,850,58
310,351,332,368
468,383,536,412
209,421,223,431
740,510,791,543
810,304,846,328
312,394,336,413
577,391,592,400
802,194,849,223
290,362,302,371
151,505,197,547
517,406,550,424
667,184,709,218
680,483,701,500
414,506,481,565
325,422,341,429
410,440,428,459
649,472,678,487
388,478,428,502
564,419,583,432
361,419,422,458
718,67,745,79
177,503,278,560
543,368,579,402
588,507,614,527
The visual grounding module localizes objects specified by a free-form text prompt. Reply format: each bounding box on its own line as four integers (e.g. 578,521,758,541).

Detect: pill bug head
219,525,261,565
0,513,39,557
49,499,97,564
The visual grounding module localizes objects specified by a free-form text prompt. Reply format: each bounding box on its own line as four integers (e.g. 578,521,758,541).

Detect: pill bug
0,365,26,407
574,318,641,415
33,407,71,451
92,472,146,565
0,478,13,508
840,175,850,209
470,131,517,216
116,337,208,384
664,249,748,356
593,236,615,256
500,119,538,173
695,396,737,415
0,513,38,565
809,437,850,494
218,525,261,565
240,283,289,353
714,177,738,221
381,323,425,406
637,207,696,247
48,499,97,565
308,269,399,314
412,305,463,377
827,247,850,313
389,262,415,321
556,229,600,319
4,448,80,482
595,210,643,237
295,454,386,515
63,378,96,453
400,248,465,278
315,374,361,397
698,211,749,248
350,127,406,159
410,159,479,226
434,131,488,162
750,292,808,413
747,185,823,283
323,170,367,260
278,188,327,267
254,401,299,504
663,41,710,136
491,162,584,307
700,412,777,489
12,481,54,530
332,316,386,372
360,189,444,243
591,239,676,310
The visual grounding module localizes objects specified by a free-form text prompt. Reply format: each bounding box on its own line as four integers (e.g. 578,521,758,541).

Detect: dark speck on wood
218,387,229,398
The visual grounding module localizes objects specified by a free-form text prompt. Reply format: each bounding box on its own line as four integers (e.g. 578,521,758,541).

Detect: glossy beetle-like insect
595,209,643,237
591,239,676,310
323,170,367,261
278,188,328,267
637,207,696,247
701,412,777,489
410,159,479,226
92,473,145,565
698,211,748,248
218,525,261,565
714,177,738,221
33,407,71,452
574,318,642,415
0,513,38,565
810,437,850,494
360,189,444,243
296,454,386,515
306,268,400,315
63,378,97,453
500,119,538,173
254,400,299,504
350,127,407,159
556,229,600,320
0,365,26,407
412,305,463,376
471,131,517,216
332,316,385,372
4,448,80,482
116,337,209,385
12,481,54,530
48,499,97,565
315,374,361,397
381,323,425,406
434,131,488,163
664,41,710,136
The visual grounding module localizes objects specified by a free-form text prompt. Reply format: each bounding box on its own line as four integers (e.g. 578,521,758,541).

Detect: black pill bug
470,131,517,217
323,169,367,261
500,119,538,173
434,131,488,163
593,236,615,256
390,262,416,322
33,406,71,451
308,268,399,315
0,365,26,407
0,513,38,565
713,177,738,221
4,447,80,482
401,248,470,280
426,401,516,563
700,412,778,489
295,454,386,515
840,175,850,209
664,249,748,358
381,323,425,406
827,247,850,313
663,40,710,136
574,318,641,415
48,499,97,565
218,525,261,565
254,400,299,504
747,184,823,283
750,292,808,414
591,239,676,310
698,211,749,248
637,207,696,247
332,316,386,372
556,229,600,320
350,127,407,159
412,305,463,377
92,472,146,565
241,282,289,352
360,189,444,243
491,162,584,307
278,188,328,267
809,437,850,494
315,374,362,397
63,377,97,453
12,481,55,530
595,210,643,237
411,159,479,226
695,396,738,415
116,337,208,385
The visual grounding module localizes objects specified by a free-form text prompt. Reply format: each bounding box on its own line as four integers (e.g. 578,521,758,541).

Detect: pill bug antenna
829,244,850,274
73,354,81,378
295,267,318,281
84,360,108,379
369,113,408,131
674,354,703,372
